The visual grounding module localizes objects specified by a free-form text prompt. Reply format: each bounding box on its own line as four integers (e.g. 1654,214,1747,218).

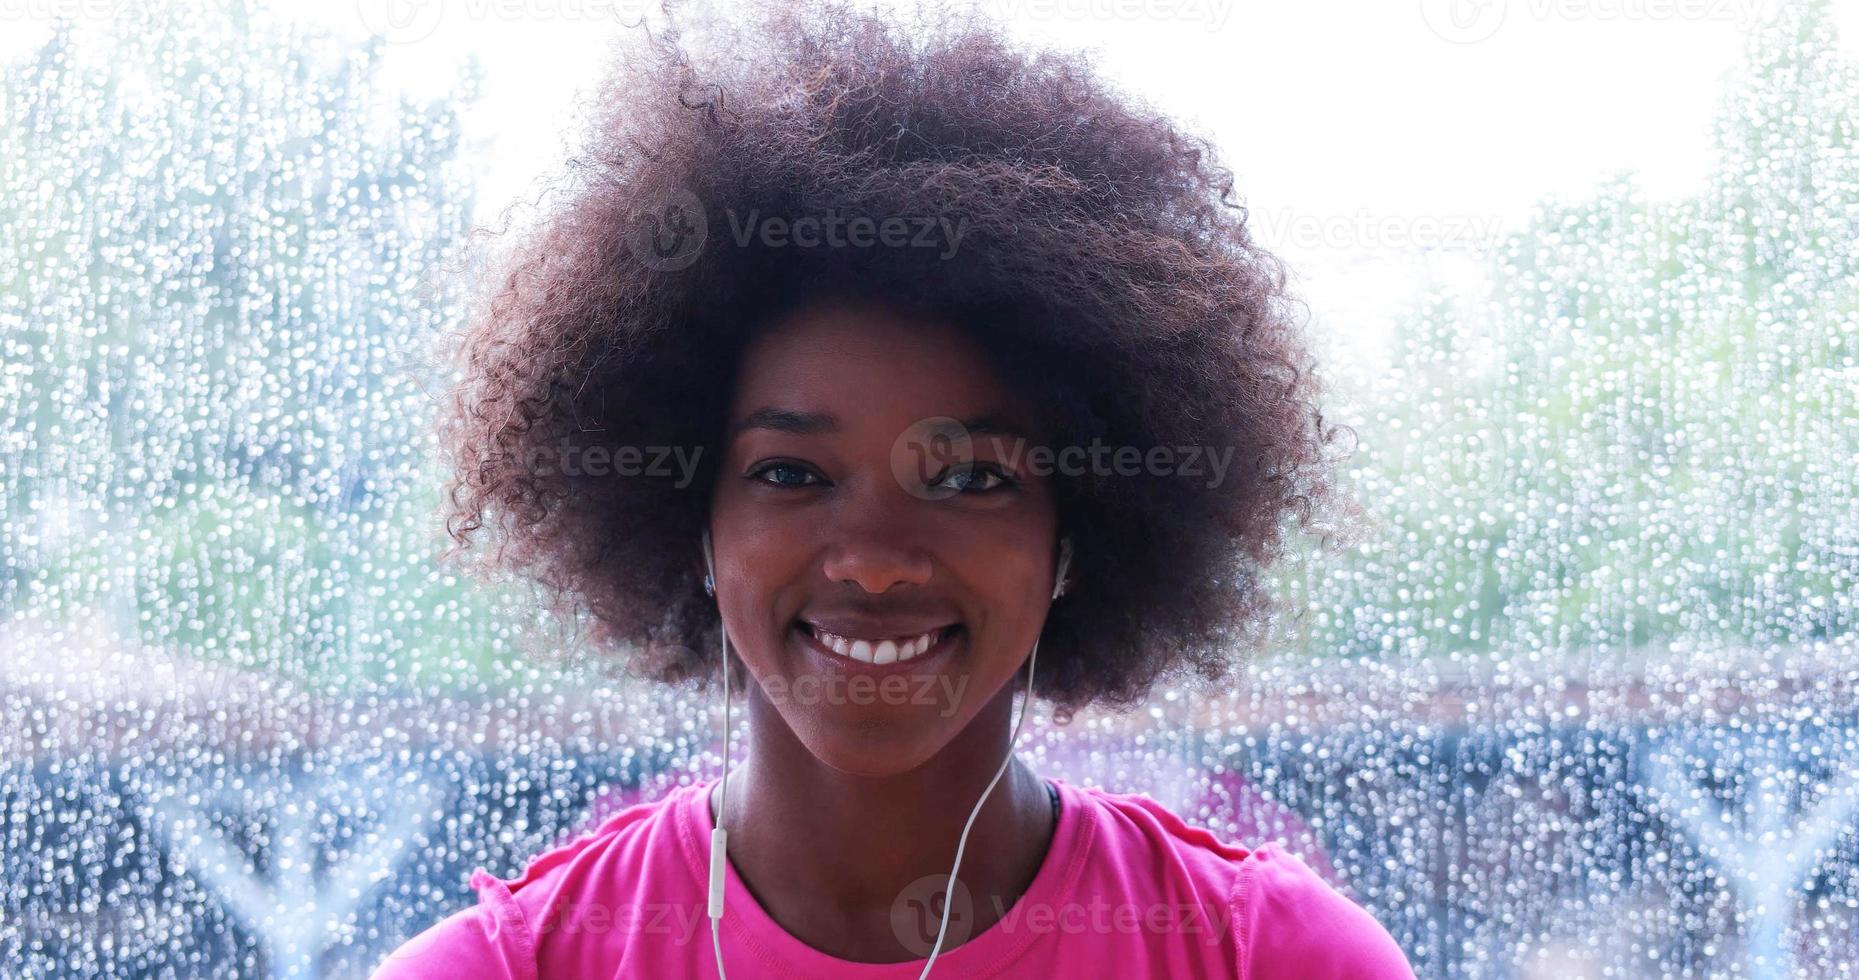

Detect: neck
710,685,1056,962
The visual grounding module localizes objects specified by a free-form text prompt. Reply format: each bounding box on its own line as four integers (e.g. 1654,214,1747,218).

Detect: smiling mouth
793,621,963,665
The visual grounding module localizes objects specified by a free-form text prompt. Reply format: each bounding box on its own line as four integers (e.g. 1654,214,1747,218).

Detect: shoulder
368,875,537,980
1062,783,1414,979
1065,782,1256,888
1232,843,1416,980
369,780,705,980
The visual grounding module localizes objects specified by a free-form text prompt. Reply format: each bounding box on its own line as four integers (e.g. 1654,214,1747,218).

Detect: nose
820,492,934,595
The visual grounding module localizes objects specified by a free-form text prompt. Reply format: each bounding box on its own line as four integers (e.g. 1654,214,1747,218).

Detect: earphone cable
707,628,1038,980
708,619,731,979
916,635,1039,979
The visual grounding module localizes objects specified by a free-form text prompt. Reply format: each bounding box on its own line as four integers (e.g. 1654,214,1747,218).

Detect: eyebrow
728,408,1030,441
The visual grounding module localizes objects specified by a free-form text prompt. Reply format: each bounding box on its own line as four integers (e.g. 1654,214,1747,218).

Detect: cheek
943,521,1055,633
712,513,811,650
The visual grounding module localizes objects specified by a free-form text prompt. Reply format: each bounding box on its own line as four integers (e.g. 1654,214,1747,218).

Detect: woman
376,1,1415,976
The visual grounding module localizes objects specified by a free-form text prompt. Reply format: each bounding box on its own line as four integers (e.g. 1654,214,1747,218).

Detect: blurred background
3,0,1857,976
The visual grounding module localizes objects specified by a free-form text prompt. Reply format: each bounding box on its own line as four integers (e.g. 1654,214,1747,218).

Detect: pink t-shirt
372,777,1416,979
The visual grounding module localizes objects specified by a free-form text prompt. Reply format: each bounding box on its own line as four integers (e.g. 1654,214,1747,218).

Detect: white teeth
808,625,948,663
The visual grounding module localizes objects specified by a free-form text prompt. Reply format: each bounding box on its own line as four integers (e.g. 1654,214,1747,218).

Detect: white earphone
700,529,1072,979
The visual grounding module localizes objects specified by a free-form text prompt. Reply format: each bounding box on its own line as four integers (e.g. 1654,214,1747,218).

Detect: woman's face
708,300,1062,777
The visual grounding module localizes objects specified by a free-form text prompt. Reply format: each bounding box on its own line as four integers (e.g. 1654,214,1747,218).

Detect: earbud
1053,535,1074,600
701,528,716,597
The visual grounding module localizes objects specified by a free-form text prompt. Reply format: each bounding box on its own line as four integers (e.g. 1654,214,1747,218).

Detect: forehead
727,301,1030,429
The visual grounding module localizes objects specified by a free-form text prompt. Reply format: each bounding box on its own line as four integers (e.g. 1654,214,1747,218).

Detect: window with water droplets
3,2,1856,977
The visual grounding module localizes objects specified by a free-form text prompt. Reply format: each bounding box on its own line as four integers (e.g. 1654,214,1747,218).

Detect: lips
794,619,962,666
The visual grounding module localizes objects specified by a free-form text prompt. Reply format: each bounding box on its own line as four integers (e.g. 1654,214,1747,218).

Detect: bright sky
7,0,1858,373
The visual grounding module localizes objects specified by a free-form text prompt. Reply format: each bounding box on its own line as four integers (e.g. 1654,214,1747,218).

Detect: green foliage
1284,0,1859,663
5,1,1853,691
0,4,526,693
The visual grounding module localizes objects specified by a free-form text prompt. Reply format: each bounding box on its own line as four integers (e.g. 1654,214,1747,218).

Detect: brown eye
934,463,1014,493
748,460,824,488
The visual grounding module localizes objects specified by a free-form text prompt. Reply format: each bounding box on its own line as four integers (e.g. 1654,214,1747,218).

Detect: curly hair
441,0,1351,712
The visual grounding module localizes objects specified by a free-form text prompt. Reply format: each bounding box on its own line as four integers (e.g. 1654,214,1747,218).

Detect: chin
793,713,959,778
